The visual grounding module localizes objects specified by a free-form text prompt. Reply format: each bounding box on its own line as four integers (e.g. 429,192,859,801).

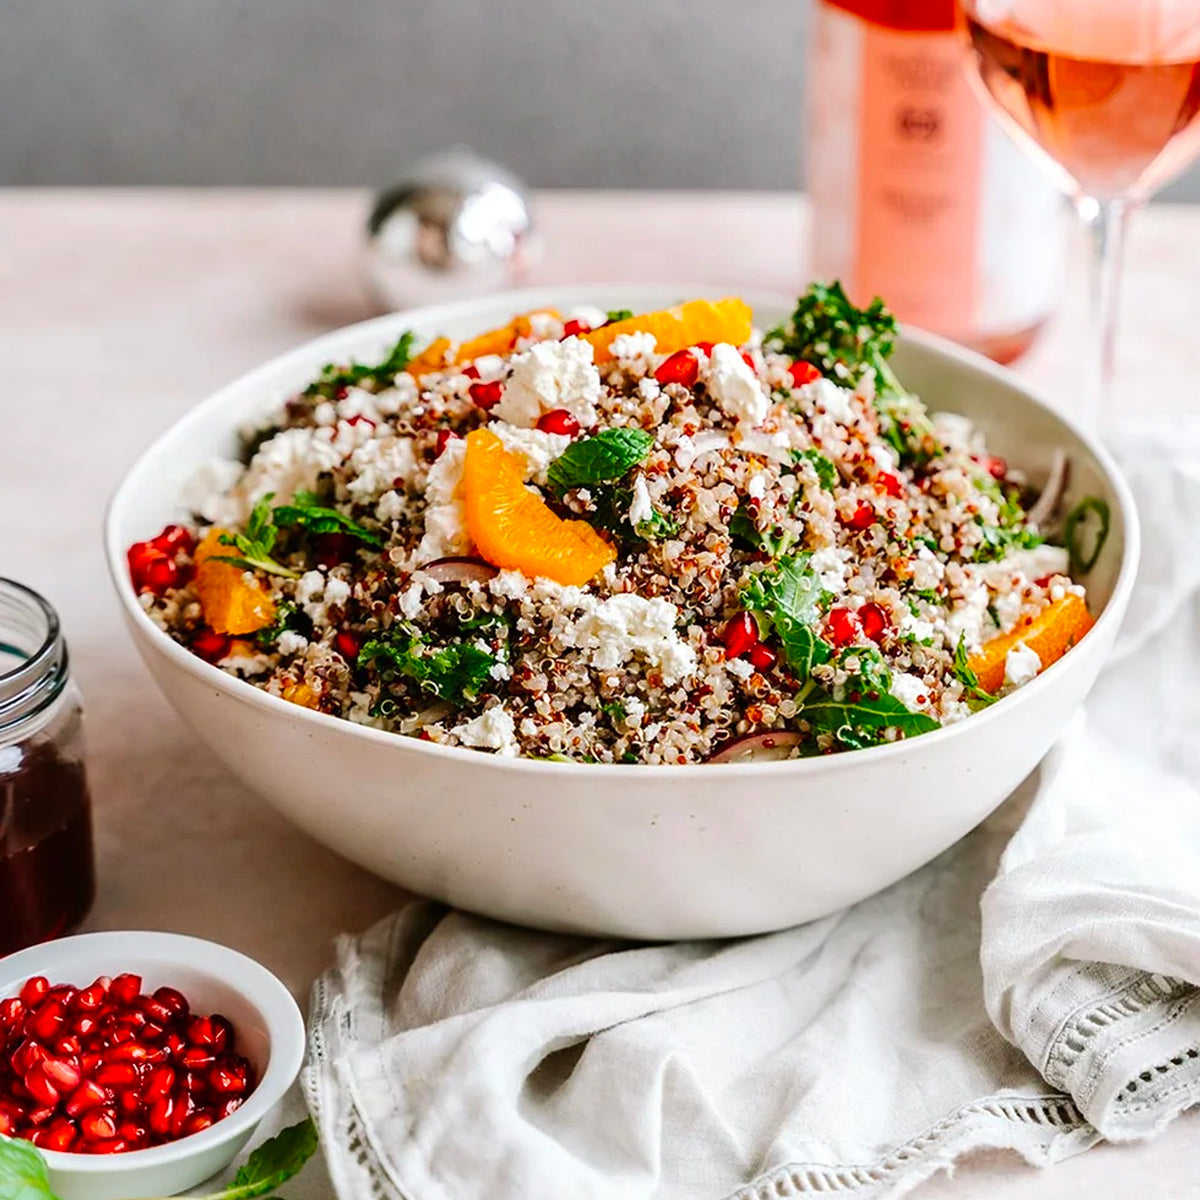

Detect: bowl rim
0,930,306,1172
103,283,1141,778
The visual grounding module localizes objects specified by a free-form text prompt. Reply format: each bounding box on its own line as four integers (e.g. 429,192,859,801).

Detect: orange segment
968,593,1095,694
194,528,277,635
281,680,320,709
407,309,562,381
461,429,616,586
581,297,754,365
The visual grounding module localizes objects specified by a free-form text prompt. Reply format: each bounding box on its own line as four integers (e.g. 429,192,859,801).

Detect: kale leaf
741,554,832,681
359,628,497,707
730,502,798,559
796,447,838,492
304,331,416,399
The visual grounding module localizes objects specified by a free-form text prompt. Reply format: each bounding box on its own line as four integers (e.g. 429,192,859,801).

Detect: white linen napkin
303,421,1200,1200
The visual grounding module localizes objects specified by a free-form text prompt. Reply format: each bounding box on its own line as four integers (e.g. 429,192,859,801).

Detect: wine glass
956,0,1200,425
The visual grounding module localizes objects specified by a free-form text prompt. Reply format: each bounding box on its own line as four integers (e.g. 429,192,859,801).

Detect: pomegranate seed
41,1058,81,1092
164,1032,186,1059
192,628,232,663
721,612,760,659
20,978,50,1008
116,1090,141,1116
24,1065,60,1107
859,603,889,643
788,360,821,387
748,643,778,671
103,1042,150,1063
0,1109,14,1137
334,630,360,662
844,501,875,531
209,1063,246,1094
653,348,700,388
180,1047,215,1070
461,363,480,379
43,1118,80,1152
80,1108,118,1143
65,1079,112,1116
80,1051,102,1076
692,341,715,355
107,1027,135,1047
216,1096,245,1120
827,607,860,647
31,1001,67,1042
0,997,25,1029
434,429,459,458
143,1065,175,1104
185,1016,213,1047
741,351,757,372
151,987,189,1022
469,380,503,410
118,1120,149,1145
170,1092,194,1138
71,986,104,1014
141,1021,166,1043
142,552,182,595
92,1063,135,1091
876,471,903,499
147,1094,175,1137
52,1036,82,1058
535,409,580,437
109,975,141,1007
183,1111,216,1136
150,524,195,556
209,1016,233,1053
182,1070,205,1094
984,455,1007,480
86,1138,129,1155
562,318,591,337
139,996,172,1026
115,1009,148,1031
12,1039,46,1076
26,1106,56,1127
74,1015,100,1039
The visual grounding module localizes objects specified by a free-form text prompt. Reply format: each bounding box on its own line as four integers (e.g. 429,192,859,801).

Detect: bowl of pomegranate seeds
0,931,305,1200
105,285,1138,939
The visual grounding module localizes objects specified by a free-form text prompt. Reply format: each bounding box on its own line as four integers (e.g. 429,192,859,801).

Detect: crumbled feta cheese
992,590,1026,634
868,443,897,473
628,475,653,526
890,672,929,710
346,436,417,502
705,343,769,427
276,630,310,656
453,706,519,755
726,657,754,680
568,594,696,685
746,472,767,501
488,420,571,486
527,310,562,340
566,304,608,330
1004,641,1042,688
810,546,850,595
376,489,407,523
415,437,470,561
395,580,426,620
489,570,529,601
495,337,601,428
324,578,351,607
932,411,978,451
943,579,990,650
638,377,662,403
983,544,1070,586
372,372,417,416
183,458,244,525
472,354,506,381
609,331,658,364
812,378,856,425
313,402,337,427
238,427,345,511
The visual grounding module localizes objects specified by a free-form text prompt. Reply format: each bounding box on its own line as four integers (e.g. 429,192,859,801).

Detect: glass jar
0,580,96,954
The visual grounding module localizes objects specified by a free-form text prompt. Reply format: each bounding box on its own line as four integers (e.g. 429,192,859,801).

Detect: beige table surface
3,189,1199,1198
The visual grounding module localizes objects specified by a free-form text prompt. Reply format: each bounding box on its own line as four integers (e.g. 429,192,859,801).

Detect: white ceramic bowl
104,286,1139,940
0,932,306,1200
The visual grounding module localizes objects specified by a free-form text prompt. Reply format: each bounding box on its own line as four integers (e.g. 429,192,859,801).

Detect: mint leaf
0,1135,57,1200
360,630,498,707
797,448,837,492
741,554,832,681
952,634,997,707
274,492,384,549
213,494,301,580
212,1118,319,1200
605,309,635,324
305,332,416,399
546,428,654,493
1064,495,1110,575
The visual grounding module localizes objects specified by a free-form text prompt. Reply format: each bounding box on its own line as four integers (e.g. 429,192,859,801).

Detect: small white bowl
0,932,306,1200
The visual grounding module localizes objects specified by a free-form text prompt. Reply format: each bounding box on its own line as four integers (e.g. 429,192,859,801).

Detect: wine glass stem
1073,194,1133,429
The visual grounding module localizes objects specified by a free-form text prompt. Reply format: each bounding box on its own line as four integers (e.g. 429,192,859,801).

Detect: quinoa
133,290,1091,764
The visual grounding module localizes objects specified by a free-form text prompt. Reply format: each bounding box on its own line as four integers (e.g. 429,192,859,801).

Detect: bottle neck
0,580,70,743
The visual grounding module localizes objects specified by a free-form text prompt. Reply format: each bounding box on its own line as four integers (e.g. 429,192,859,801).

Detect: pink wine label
855,22,984,339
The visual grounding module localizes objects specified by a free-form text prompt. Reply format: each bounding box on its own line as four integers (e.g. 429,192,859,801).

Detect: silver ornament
365,147,536,310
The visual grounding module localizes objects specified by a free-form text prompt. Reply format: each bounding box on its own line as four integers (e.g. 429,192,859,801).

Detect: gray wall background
2,0,1197,200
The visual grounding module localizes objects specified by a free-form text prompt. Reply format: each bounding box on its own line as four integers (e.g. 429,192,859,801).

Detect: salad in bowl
125,284,1105,767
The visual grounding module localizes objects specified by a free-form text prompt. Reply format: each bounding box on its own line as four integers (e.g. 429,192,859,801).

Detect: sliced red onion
1026,450,1069,530
708,730,804,764
418,556,499,585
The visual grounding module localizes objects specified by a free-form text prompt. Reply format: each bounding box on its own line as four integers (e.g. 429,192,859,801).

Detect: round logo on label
895,105,943,142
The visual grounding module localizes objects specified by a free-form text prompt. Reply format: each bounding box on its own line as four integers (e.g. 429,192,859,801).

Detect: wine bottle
807,0,1065,363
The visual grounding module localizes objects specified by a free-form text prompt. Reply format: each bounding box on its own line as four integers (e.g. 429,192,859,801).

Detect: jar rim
0,578,69,735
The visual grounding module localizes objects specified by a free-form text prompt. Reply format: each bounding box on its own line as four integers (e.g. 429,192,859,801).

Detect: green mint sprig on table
213,495,301,580
304,331,416,399
273,491,383,548
0,1118,319,1200
359,628,499,708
